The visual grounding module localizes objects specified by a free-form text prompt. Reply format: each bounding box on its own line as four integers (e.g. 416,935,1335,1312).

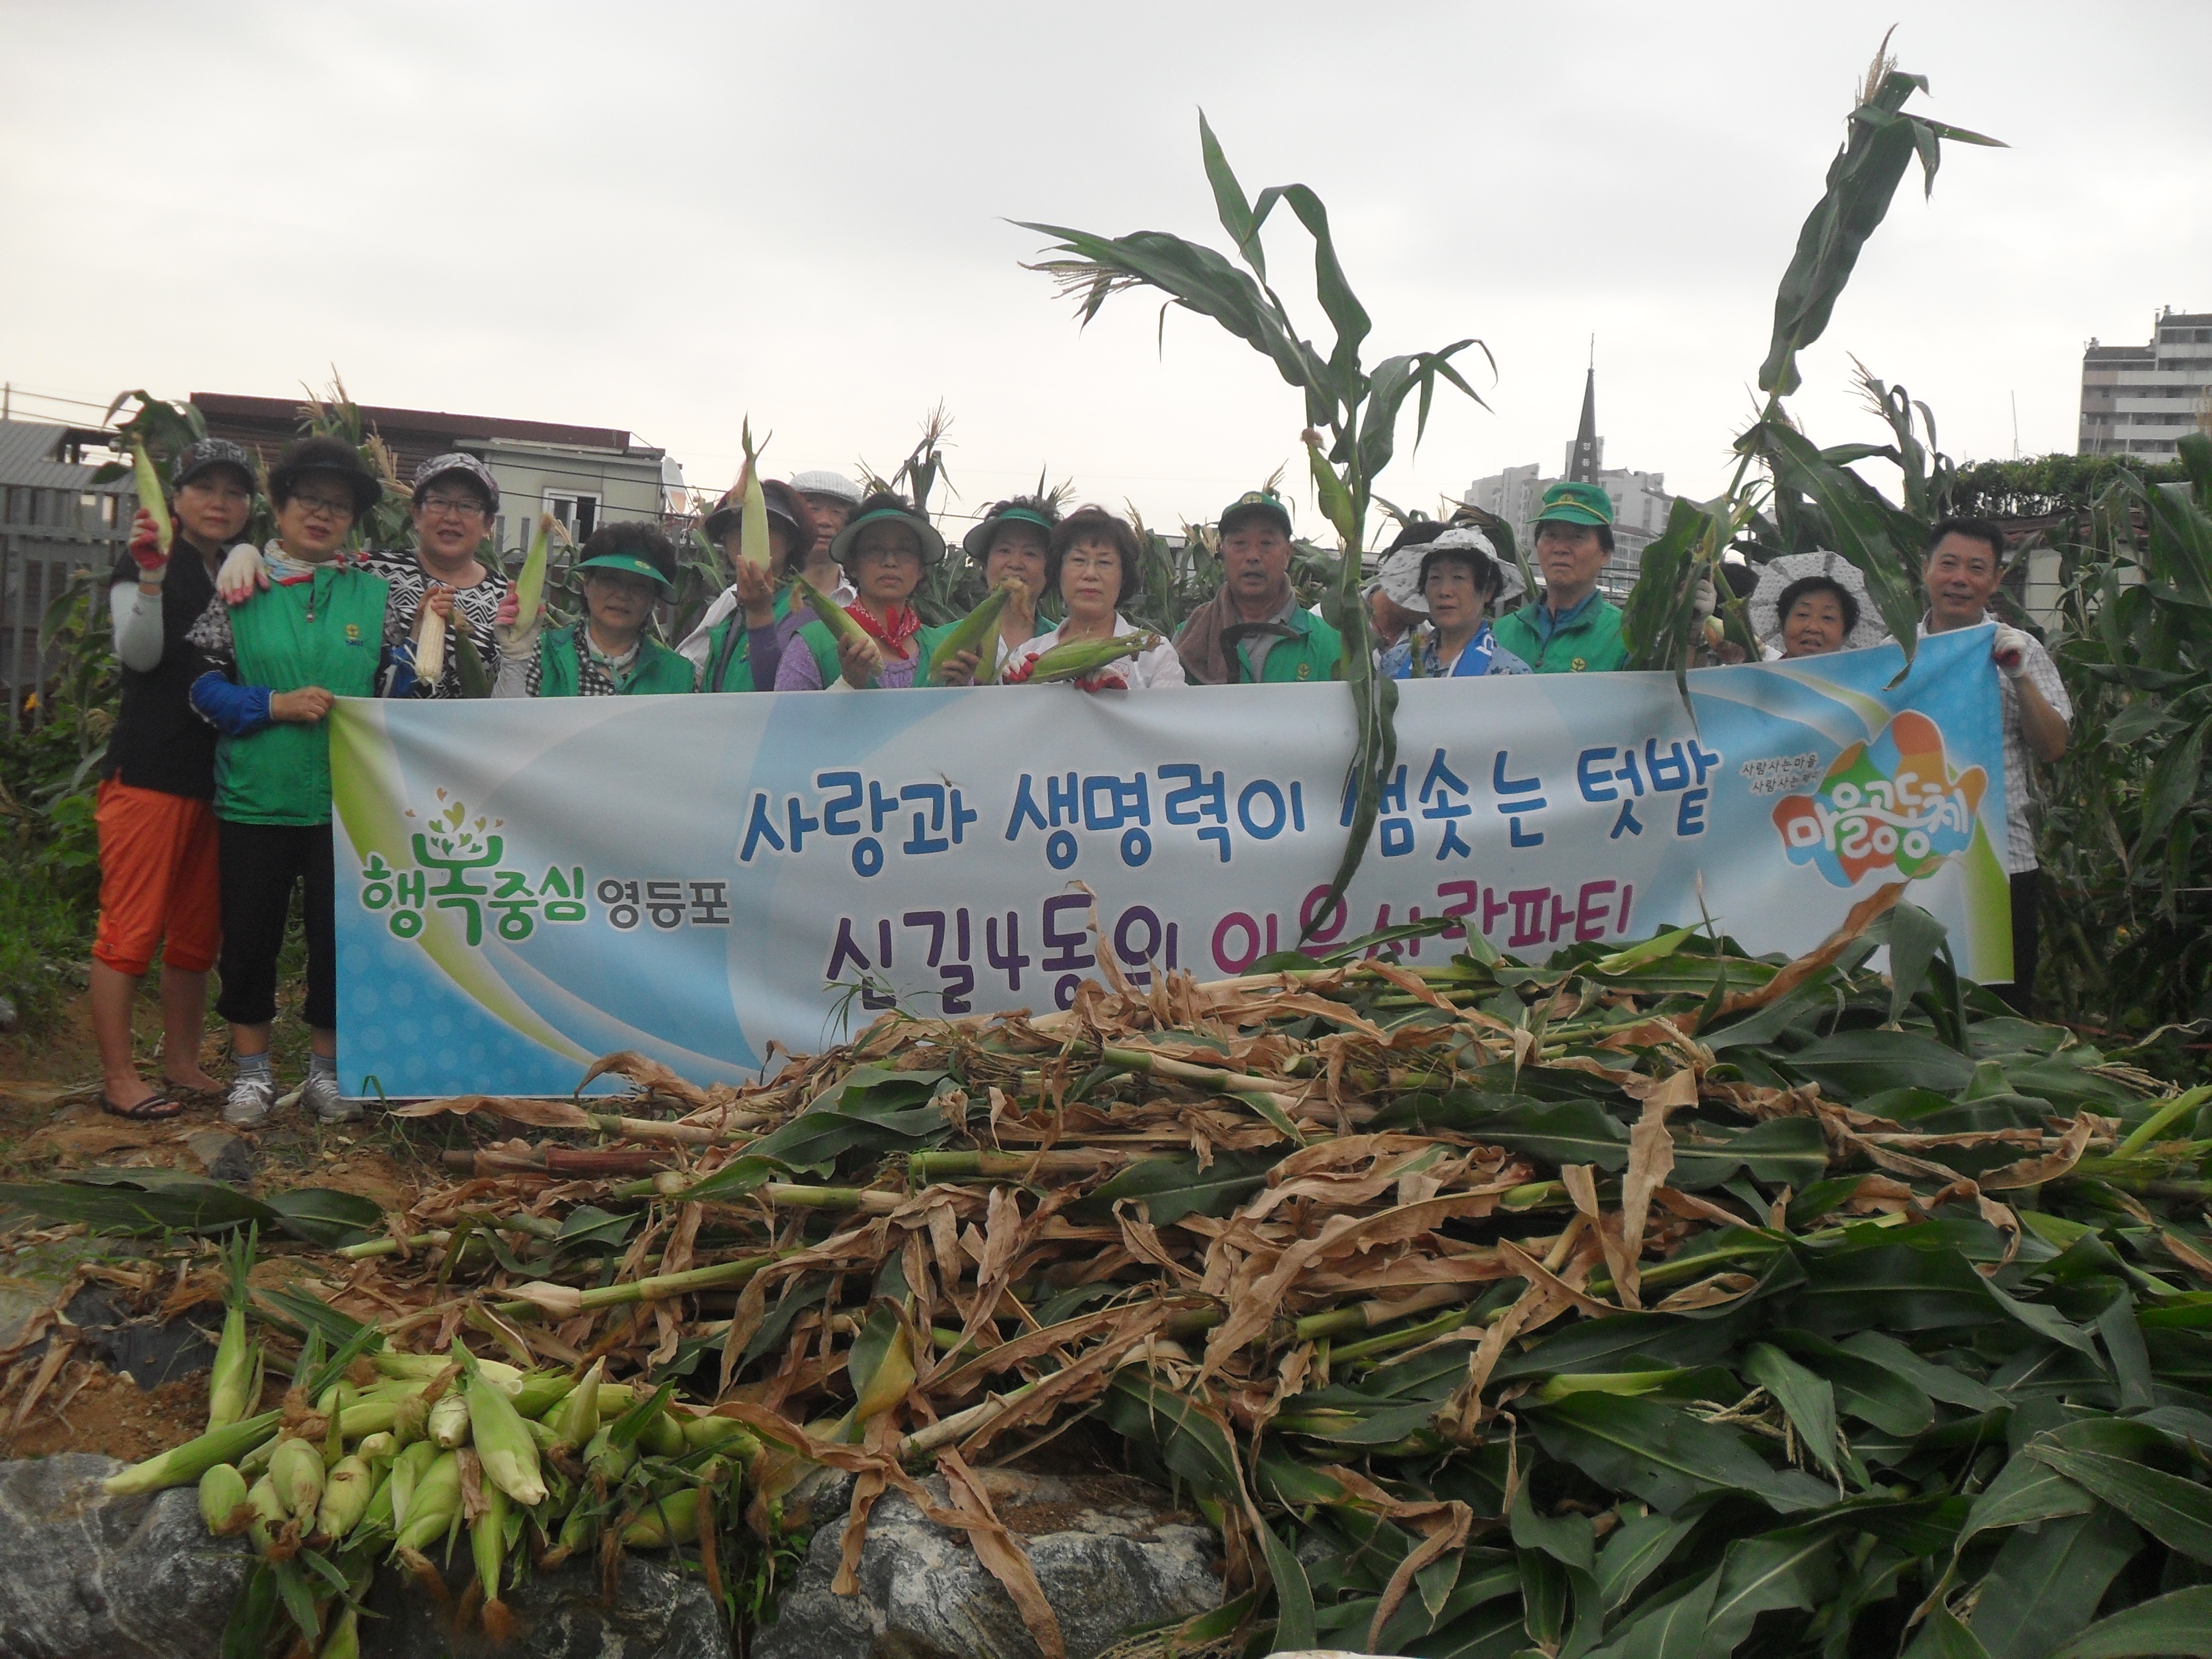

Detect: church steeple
1566,340,1601,483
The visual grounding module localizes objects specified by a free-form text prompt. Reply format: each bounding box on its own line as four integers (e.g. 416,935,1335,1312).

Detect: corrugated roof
0,420,124,491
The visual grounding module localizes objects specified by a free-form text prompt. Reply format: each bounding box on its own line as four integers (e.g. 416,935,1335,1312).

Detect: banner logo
1771,712,1987,887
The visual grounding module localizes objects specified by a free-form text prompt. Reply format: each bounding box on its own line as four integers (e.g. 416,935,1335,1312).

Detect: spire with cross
1566,336,1601,483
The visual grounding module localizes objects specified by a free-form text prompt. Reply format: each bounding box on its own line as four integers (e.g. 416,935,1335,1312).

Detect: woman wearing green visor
775,493,953,690
494,521,694,696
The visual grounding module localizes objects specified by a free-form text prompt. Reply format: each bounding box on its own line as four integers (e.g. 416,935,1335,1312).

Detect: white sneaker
223,1071,278,1129
301,1070,361,1125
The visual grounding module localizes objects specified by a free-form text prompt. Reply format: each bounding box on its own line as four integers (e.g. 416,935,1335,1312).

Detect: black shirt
104,545,220,799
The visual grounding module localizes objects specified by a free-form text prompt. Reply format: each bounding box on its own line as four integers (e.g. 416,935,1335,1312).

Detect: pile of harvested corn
24,882,2212,1659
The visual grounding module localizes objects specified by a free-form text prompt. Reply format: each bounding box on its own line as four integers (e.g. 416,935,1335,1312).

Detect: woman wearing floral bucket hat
1379,528,1531,680
494,521,695,697
361,452,507,699
680,478,842,693
776,492,955,690
1747,551,1889,660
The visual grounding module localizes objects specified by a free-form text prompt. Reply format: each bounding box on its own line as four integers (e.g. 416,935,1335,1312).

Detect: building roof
0,420,127,491
189,393,663,460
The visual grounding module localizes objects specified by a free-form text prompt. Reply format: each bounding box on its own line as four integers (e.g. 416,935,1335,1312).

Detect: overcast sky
2,2,2206,535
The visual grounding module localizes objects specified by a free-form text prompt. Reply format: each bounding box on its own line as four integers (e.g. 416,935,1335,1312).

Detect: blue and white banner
330,628,2011,1097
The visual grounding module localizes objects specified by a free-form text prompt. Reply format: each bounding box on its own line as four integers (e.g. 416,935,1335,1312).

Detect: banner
330,626,2011,1098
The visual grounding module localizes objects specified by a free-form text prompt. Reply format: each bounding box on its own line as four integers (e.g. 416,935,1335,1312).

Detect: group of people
89,435,2068,1130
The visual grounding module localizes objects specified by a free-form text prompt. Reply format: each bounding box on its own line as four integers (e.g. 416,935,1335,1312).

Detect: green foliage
2039,434,2212,1048
1951,453,2189,521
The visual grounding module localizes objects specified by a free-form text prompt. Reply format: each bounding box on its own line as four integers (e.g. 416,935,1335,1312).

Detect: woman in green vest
492,521,695,696
773,493,953,690
186,435,393,1130
678,478,840,693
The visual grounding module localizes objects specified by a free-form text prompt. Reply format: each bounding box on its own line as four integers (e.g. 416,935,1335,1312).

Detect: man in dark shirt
93,438,256,1117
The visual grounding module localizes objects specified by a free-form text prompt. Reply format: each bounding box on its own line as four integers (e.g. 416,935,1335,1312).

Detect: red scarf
845,601,920,657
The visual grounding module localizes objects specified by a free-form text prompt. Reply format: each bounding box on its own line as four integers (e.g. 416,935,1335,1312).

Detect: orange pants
92,778,221,977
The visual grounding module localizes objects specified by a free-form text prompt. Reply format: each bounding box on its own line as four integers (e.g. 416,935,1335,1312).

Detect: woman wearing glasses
187,436,396,1131
366,453,509,697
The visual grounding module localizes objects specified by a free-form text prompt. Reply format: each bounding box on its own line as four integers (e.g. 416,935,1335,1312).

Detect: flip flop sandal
100,1090,183,1121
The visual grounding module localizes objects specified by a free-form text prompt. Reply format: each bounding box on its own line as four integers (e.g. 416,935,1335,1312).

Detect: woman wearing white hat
1378,529,1531,679
789,470,863,604
1748,552,1889,660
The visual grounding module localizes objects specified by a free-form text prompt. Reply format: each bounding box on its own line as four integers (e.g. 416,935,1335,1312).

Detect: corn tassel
103,1409,284,1496
1017,631,1156,683
316,1455,374,1542
927,578,1022,683
458,1341,548,1507
391,1450,461,1554
206,1227,256,1432
198,1463,252,1535
130,439,173,559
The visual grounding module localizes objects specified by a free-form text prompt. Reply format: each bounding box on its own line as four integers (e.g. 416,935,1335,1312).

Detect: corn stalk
1020,112,1490,930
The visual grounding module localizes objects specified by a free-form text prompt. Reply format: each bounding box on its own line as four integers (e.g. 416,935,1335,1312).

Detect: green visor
830,506,947,569
961,506,1056,563
575,551,677,597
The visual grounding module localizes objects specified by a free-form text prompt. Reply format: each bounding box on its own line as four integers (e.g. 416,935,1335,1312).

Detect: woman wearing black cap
679,479,840,693
185,435,394,1130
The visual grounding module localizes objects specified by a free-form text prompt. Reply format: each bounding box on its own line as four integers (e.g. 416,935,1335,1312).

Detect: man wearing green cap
494,521,695,696
1490,481,1629,674
1173,489,1344,685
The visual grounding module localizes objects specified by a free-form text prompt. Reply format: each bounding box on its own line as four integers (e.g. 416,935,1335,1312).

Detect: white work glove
1691,577,1717,623
216,544,267,605
491,587,541,662
1991,625,2031,680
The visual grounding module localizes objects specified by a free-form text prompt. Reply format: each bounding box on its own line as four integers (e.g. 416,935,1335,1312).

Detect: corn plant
1021,113,1491,926
1624,43,2002,672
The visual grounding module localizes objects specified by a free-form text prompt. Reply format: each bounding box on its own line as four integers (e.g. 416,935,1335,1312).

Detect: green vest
703,588,838,693
1234,609,1345,685
216,565,388,826
537,625,695,697
1490,594,1629,674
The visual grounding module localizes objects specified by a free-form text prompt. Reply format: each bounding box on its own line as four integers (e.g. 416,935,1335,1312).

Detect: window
546,494,598,543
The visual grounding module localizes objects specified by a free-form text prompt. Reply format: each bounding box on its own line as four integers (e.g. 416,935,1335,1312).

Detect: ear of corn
390,1449,460,1555
737,417,772,576
358,1461,397,1539
791,574,872,651
458,1341,548,1507
451,625,492,697
198,1463,252,1535
415,602,447,684
316,1454,374,1541
512,512,555,628
103,1408,284,1496
1021,631,1157,683
323,1384,348,1466
130,440,172,559
353,1431,397,1464
244,1473,286,1554
472,1479,510,1636
206,1228,255,1432
619,1486,700,1549
927,578,1023,683
679,1415,759,1459
318,1604,360,1659
552,1357,602,1450
388,1438,437,1532
583,1426,633,1485
269,1436,325,1524
426,1389,471,1449
509,1371,573,1419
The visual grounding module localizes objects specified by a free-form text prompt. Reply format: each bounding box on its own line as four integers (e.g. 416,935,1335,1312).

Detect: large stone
0,1453,251,1659
755,1469,1222,1659
364,1546,729,1659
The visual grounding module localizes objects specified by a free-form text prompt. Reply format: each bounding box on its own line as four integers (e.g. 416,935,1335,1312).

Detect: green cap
961,505,1056,564
1532,480,1613,528
575,549,677,597
1218,489,1292,538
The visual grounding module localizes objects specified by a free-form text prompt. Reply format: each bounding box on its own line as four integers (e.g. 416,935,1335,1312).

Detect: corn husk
244,1474,286,1555
387,1438,438,1532
318,1604,361,1659
198,1463,252,1535
269,1436,325,1525
512,512,554,628
791,573,871,649
391,1450,460,1553
927,578,1022,683
205,1228,255,1432
736,417,771,576
1019,630,1155,683
551,1356,602,1451
316,1454,375,1541
103,1409,284,1496
426,1389,471,1449
619,1486,700,1549
130,439,172,559
458,1342,547,1507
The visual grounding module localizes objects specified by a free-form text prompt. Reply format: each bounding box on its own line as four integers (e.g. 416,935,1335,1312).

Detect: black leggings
216,820,335,1030
1996,868,2041,1019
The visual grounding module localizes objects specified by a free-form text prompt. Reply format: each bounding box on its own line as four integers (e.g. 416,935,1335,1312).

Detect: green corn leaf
1079,1150,1280,1225
1970,1507,2144,1659
2026,1430,2212,1563
2046,1588,2212,1659
1744,1343,1845,1479
1586,1565,1721,1659
1905,1610,1997,1659
1530,1393,1834,1515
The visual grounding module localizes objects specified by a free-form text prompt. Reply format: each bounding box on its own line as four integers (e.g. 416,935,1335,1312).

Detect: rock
0,992,18,1033
755,1469,1222,1659
366,1546,729,1659
0,1453,250,1659
0,1453,729,1659
184,1130,253,1185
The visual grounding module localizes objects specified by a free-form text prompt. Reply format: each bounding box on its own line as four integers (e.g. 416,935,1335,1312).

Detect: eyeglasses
418,494,485,520
290,493,355,520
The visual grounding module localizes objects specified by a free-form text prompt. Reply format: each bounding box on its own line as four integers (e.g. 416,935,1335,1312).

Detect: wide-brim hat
1533,479,1613,528
411,452,500,513
830,504,946,569
170,438,258,493
1367,545,1431,614
1416,526,1525,609
1748,551,1889,651
704,479,806,549
961,504,1056,564
575,549,677,598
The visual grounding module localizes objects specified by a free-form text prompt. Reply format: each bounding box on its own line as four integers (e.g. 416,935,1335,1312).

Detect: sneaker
223,1071,278,1129
301,1070,361,1125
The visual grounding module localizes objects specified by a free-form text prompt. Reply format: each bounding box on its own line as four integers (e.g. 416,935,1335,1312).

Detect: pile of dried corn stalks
14,882,2212,1659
